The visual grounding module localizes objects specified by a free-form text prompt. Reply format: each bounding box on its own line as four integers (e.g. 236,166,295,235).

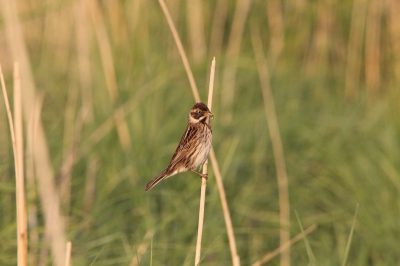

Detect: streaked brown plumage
145,102,213,191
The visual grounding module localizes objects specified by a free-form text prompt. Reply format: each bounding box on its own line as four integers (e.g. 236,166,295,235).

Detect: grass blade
295,211,317,266
342,204,359,266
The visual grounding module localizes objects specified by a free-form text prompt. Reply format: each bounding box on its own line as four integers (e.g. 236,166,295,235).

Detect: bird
145,102,213,191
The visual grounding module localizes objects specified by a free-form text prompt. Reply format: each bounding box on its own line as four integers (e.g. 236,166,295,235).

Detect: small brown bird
145,102,213,191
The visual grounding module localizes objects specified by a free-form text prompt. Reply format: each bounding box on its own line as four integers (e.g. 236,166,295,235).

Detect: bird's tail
145,170,168,191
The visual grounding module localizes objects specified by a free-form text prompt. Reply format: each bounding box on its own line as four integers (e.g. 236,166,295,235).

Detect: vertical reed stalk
345,0,368,99
251,25,291,266
157,0,200,102
74,0,93,122
26,94,43,265
388,0,400,92
83,157,98,213
65,242,72,266
266,0,284,69
86,0,119,102
14,63,28,266
387,0,400,109
306,0,333,80
209,149,241,266
365,0,382,101
1,62,28,266
86,0,132,150
209,0,229,56
220,0,251,125
194,58,215,265
187,0,206,63
59,83,79,223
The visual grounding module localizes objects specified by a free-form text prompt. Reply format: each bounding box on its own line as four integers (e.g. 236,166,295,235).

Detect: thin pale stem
195,58,216,265
209,148,240,266
1,62,27,266
341,204,359,266
157,0,200,102
87,0,131,150
14,62,28,266
251,24,291,266
65,242,72,266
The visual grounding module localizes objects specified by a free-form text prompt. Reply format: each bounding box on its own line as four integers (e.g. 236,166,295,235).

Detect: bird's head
188,102,213,124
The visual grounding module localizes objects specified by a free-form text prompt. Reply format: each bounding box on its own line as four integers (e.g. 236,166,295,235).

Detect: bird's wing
168,124,198,166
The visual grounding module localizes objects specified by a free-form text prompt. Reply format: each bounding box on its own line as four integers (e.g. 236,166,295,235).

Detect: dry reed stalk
86,0,118,102
65,242,72,266
345,0,368,99
105,0,129,47
83,157,98,213
14,63,28,266
1,62,27,266
59,83,79,223
126,0,142,34
26,94,67,266
42,1,73,69
1,1,67,264
220,0,251,125
207,59,215,112
251,25,290,266
306,0,333,79
59,109,87,227
194,58,215,265
157,0,201,102
74,0,94,122
0,83,7,161
129,229,155,266
388,0,400,90
86,0,132,150
187,0,206,63
209,0,229,56
26,94,44,265
365,0,382,101
195,161,208,266
60,4,95,212
251,224,317,266
59,89,88,222
157,1,240,265
266,0,284,70
209,149,240,266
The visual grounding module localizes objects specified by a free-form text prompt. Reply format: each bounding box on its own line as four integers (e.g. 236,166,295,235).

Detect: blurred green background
1,0,400,265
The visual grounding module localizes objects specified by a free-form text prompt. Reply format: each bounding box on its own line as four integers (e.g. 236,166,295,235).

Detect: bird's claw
200,173,208,180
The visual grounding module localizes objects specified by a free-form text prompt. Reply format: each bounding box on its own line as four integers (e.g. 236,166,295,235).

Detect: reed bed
0,0,399,265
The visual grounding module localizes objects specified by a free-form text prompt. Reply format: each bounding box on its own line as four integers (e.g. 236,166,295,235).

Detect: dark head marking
189,102,213,123
191,102,210,112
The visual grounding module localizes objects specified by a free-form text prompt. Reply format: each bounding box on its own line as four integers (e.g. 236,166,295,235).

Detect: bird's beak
208,111,214,120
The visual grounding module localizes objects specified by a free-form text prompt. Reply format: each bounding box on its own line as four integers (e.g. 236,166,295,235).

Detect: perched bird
145,102,213,191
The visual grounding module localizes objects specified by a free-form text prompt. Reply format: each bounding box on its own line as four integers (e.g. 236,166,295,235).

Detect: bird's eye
197,110,201,114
